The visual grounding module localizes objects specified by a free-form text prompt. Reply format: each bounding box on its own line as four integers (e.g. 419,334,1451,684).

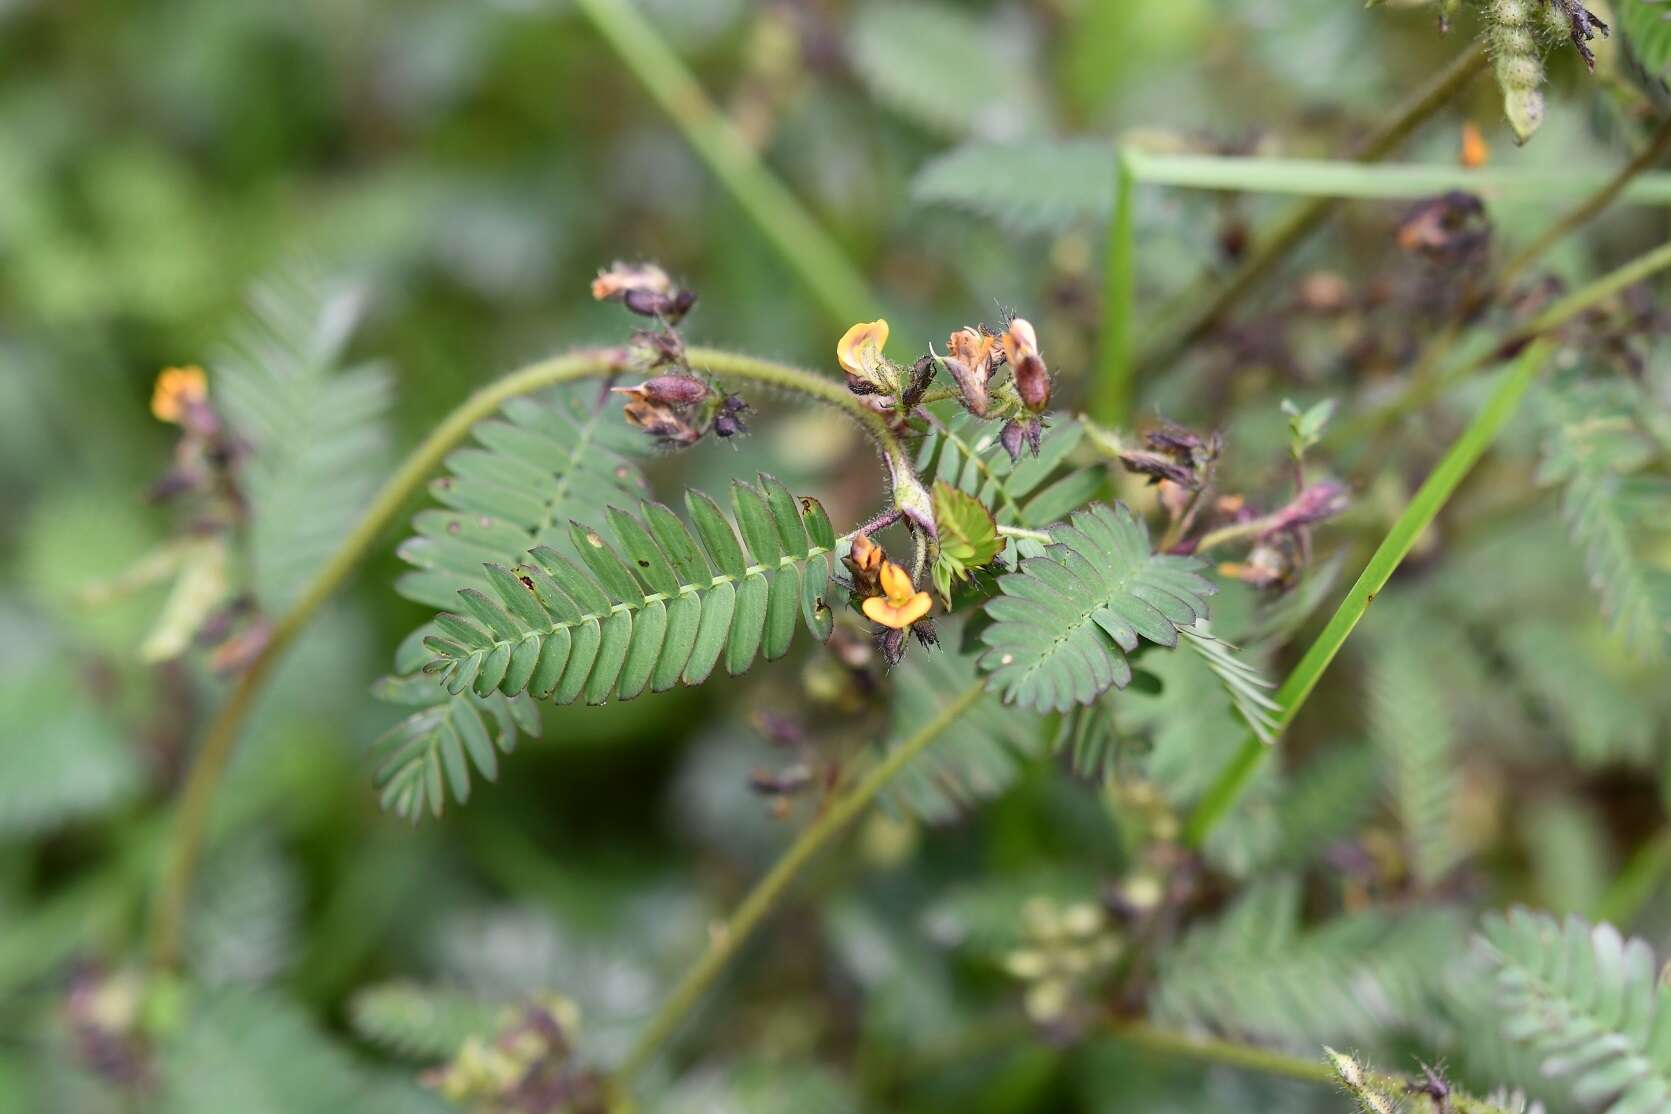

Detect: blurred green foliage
4,0,1671,1112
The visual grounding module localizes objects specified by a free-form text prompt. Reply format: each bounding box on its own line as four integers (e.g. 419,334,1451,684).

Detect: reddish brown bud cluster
1118,422,1220,490
591,260,697,323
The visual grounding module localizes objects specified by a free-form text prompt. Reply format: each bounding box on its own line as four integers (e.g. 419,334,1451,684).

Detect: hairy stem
1132,45,1487,376
148,345,919,970
611,680,988,1093
1107,1021,1511,1113
572,0,878,328
1182,340,1553,848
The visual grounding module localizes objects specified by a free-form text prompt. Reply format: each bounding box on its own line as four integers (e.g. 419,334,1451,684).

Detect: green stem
573,0,878,328
1107,1021,1510,1113
1094,149,1137,424
1182,340,1554,848
1594,828,1671,927
612,680,988,1091
1498,115,1671,291
148,345,917,970
1133,45,1487,375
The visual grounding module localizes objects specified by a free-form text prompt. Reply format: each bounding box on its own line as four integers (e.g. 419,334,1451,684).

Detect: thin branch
610,680,988,1093
572,0,879,328
1182,340,1554,848
148,345,923,970
1130,45,1488,377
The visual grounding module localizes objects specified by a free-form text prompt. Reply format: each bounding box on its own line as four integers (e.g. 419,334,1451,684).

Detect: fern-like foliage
421,475,837,707
371,671,540,821
1536,380,1671,659
373,384,650,819
847,2,1042,138
159,988,446,1114
214,272,390,612
882,635,1044,823
915,410,1102,555
0,659,141,838
1619,0,1671,87
1476,908,1671,1114
911,141,1116,234
349,981,505,1061
978,503,1214,713
1155,878,1463,1050
1180,620,1280,745
394,386,649,612
1366,624,1464,888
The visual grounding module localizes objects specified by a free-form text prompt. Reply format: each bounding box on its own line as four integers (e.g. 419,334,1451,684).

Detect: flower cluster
592,262,749,449
422,996,602,1114
1001,897,1122,1026
844,531,936,667
836,314,1052,463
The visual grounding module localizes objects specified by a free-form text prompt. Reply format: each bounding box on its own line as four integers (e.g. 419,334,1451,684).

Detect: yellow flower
151,366,208,424
862,560,932,630
836,319,896,395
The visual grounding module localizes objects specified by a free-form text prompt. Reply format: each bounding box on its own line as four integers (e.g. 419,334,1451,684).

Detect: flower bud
1261,481,1348,537
611,375,710,407
999,418,1043,463
1002,318,1050,413
836,320,898,396
591,261,673,302
945,327,997,416
622,397,701,447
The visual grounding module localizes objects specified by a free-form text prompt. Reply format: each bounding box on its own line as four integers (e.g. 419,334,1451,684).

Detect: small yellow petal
878,560,915,605
151,366,207,424
862,590,932,630
836,319,889,376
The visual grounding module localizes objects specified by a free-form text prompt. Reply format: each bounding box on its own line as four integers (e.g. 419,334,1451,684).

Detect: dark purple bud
1012,354,1050,412
1142,422,1205,460
909,618,938,650
751,710,805,747
1000,420,1025,464
1261,481,1349,536
1118,449,1199,488
879,627,907,669
667,288,698,322
902,354,936,410
642,375,709,406
714,412,748,439
622,288,673,317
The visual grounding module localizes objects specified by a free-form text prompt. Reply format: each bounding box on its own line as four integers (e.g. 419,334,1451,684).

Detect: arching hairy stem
149,345,919,970
610,680,987,1100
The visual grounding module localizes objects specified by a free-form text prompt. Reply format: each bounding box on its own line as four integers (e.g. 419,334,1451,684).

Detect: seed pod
1486,0,1546,144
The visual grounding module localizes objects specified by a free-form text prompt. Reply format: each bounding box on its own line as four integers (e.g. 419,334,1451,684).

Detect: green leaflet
978,503,1214,713
424,475,835,706
370,673,538,822
1477,908,1671,1114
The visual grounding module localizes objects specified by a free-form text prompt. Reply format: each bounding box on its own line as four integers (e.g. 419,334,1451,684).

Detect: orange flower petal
863,590,932,630
151,366,207,424
878,560,915,605
836,319,889,377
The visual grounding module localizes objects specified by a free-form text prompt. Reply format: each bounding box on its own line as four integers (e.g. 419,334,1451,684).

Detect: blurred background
3,0,1669,1111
